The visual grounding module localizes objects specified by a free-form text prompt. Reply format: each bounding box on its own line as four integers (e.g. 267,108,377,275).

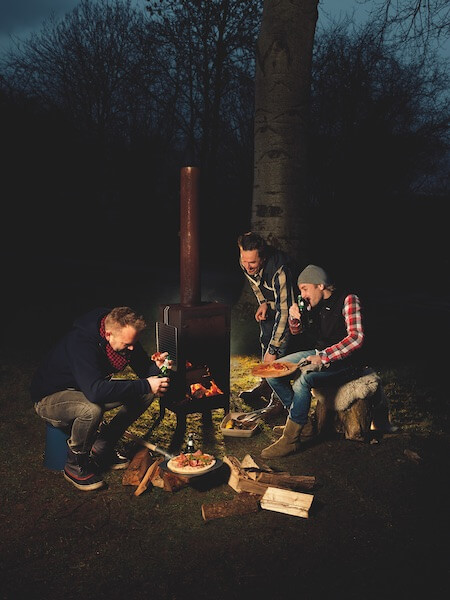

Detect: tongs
236,394,280,424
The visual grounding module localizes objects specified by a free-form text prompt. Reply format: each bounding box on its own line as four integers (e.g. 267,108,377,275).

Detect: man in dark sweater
237,232,299,410
262,265,366,459
31,306,171,490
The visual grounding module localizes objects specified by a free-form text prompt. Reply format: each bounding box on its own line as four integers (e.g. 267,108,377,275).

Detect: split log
260,487,314,518
223,455,315,495
134,459,163,497
122,448,154,486
163,471,190,492
256,473,316,492
201,492,260,522
240,454,274,472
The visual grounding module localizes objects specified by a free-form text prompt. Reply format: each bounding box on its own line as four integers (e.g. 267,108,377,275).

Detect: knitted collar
99,316,130,371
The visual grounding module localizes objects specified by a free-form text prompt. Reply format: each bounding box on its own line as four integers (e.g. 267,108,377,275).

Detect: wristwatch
268,346,279,356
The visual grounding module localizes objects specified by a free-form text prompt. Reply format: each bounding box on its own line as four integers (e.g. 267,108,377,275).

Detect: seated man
262,265,366,459
31,306,172,491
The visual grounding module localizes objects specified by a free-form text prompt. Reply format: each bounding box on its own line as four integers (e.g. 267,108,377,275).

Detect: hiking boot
63,446,105,491
273,417,316,437
239,379,272,406
90,420,131,471
261,418,304,459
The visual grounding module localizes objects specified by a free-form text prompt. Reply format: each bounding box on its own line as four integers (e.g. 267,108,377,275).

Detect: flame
190,379,223,397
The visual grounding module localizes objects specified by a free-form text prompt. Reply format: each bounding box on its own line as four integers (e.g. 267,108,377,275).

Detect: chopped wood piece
122,448,154,486
201,492,260,522
223,455,316,495
260,487,314,518
256,473,316,491
240,454,274,472
134,459,163,496
163,471,190,492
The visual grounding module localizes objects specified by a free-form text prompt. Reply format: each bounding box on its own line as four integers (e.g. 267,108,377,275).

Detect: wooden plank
260,487,314,518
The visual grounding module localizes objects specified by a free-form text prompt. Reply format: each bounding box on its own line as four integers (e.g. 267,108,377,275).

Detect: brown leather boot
239,379,272,405
261,418,304,459
263,394,287,421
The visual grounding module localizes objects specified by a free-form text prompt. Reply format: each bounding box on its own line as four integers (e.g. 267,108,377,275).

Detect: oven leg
143,400,166,439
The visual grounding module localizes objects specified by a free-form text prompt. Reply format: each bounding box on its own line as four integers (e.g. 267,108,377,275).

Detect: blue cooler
44,423,69,470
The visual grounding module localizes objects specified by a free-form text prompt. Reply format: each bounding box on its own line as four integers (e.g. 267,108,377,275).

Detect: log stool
44,423,69,470
312,368,392,442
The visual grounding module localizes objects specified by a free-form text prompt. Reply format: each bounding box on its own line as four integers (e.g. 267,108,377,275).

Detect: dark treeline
1,0,448,284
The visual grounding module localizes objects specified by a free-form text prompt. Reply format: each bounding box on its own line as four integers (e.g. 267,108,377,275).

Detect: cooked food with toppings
251,362,297,377
167,450,216,474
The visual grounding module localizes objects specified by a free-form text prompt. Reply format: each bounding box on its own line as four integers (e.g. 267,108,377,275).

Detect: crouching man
31,306,171,491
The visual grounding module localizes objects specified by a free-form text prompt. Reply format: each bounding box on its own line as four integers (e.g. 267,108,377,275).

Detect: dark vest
307,289,364,367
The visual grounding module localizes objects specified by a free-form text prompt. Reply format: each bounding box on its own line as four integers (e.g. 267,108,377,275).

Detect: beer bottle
185,432,196,455
158,355,171,377
298,295,307,314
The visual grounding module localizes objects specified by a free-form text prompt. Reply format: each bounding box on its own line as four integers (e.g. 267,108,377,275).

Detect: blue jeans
35,389,154,453
267,350,360,425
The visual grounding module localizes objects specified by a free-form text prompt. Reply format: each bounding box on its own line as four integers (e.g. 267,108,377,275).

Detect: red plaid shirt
317,294,364,365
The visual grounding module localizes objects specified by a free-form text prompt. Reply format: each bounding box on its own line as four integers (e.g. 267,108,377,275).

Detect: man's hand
151,351,173,370
255,303,268,322
302,355,323,371
147,376,170,395
263,351,277,364
289,303,300,320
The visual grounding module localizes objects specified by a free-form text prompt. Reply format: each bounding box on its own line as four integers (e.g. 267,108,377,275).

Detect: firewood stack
201,454,315,520
122,448,189,496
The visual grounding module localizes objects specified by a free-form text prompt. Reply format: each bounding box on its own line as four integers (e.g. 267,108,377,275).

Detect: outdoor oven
150,167,231,443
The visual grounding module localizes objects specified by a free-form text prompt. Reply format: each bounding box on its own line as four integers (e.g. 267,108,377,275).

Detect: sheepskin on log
312,368,379,441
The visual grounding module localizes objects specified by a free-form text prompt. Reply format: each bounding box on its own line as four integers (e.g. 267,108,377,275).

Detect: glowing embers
185,361,224,400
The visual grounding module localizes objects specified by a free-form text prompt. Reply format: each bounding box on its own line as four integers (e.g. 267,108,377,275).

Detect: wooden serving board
251,361,299,378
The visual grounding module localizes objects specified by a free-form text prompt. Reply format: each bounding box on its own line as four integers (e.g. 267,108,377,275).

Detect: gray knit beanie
298,264,330,286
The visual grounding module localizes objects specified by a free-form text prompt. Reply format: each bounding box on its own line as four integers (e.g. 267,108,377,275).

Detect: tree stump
312,368,380,442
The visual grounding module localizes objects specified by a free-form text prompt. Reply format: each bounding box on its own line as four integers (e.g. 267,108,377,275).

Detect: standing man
31,306,172,491
237,232,298,409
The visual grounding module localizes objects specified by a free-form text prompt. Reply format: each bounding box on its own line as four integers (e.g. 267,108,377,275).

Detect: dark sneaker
91,449,130,471
63,464,105,491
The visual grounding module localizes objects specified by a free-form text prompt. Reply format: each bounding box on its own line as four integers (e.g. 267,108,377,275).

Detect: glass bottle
158,355,171,377
298,295,307,314
185,432,196,455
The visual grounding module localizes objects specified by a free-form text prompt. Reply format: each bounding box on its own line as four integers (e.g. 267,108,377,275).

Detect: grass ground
1,259,449,599
1,349,449,600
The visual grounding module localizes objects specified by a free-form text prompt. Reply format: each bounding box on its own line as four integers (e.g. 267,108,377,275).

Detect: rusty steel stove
148,167,230,442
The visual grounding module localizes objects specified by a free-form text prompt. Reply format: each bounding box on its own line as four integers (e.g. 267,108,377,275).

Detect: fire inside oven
155,303,231,415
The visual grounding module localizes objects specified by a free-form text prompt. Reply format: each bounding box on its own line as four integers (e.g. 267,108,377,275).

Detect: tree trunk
253,0,319,260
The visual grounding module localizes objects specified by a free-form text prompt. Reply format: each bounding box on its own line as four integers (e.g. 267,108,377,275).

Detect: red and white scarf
99,316,130,371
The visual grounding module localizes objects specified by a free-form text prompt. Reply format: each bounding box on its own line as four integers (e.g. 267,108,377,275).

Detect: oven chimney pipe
180,166,201,306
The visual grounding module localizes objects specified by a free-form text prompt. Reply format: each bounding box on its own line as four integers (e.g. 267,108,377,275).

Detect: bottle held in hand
158,355,171,377
289,295,306,334
297,295,307,315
